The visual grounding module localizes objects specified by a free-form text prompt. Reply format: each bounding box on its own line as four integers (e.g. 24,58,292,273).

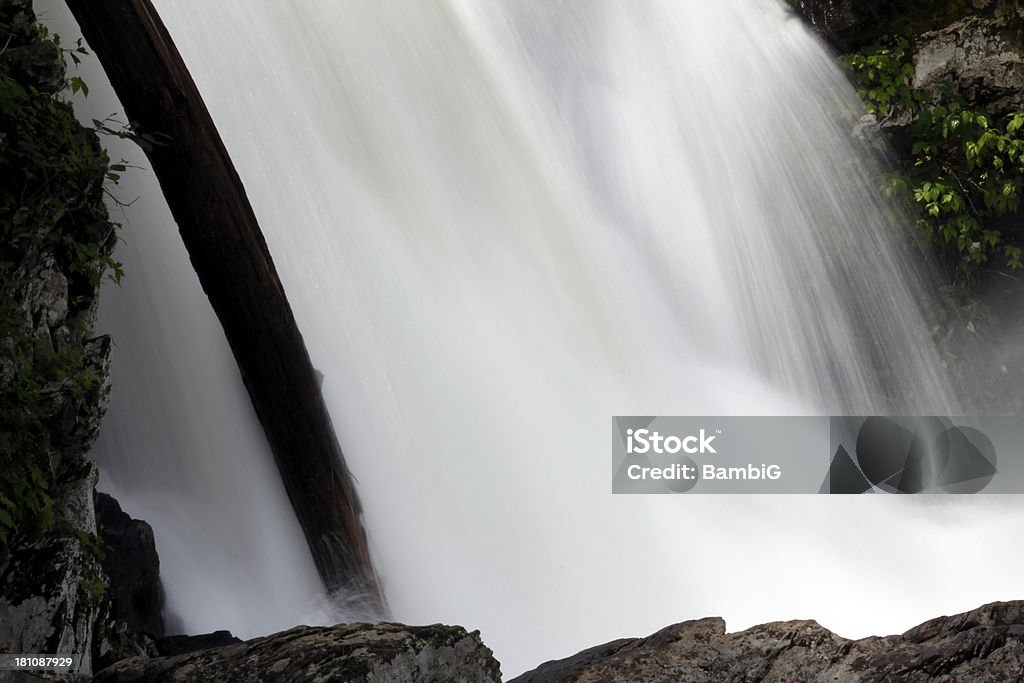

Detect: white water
41,0,1024,678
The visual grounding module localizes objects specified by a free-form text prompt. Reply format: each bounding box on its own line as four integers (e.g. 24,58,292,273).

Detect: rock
512,601,1024,682
154,631,241,657
23,255,69,331
61,336,113,464
0,40,64,94
788,0,858,41
2,0,39,43
790,1,1024,52
0,0,118,673
92,623,502,683
0,463,105,678
0,0,64,95
914,13,1024,118
94,494,165,639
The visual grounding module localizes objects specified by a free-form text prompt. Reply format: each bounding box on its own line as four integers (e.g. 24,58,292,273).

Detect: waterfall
40,0,1024,678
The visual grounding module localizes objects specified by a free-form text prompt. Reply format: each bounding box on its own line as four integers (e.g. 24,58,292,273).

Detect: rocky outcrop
92,623,502,683
94,494,164,641
513,601,1024,682
914,12,1024,118
0,0,117,676
91,494,168,671
0,462,105,677
0,0,115,511
792,0,1024,116
0,0,61,94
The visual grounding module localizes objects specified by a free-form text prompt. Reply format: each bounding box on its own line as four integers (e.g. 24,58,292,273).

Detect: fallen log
64,0,385,612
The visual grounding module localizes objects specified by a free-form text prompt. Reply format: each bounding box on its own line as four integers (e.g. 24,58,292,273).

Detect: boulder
914,12,1024,118
92,623,502,683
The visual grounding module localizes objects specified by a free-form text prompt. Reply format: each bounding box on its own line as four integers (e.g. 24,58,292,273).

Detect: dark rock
0,0,63,96
512,601,1024,682
92,623,502,683
61,336,113,464
94,493,164,639
155,631,241,657
0,0,64,94
789,0,859,43
789,0,1009,52
2,0,39,43
0,40,64,94
0,463,105,677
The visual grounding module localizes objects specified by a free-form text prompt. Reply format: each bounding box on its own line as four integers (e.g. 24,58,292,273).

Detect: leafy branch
844,37,1024,284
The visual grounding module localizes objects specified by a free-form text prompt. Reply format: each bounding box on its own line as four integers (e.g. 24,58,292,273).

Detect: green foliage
843,39,1024,285
905,107,1024,278
0,16,121,558
78,572,107,604
841,37,924,117
62,522,110,562
91,115,171,155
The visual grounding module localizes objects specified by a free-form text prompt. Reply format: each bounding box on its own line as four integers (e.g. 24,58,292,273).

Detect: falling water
40,0,1024,678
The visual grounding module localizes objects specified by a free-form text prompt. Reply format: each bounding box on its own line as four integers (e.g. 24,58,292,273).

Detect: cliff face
0,0,116,673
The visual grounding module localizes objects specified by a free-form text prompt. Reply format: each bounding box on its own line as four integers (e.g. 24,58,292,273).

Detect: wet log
64,0,385,612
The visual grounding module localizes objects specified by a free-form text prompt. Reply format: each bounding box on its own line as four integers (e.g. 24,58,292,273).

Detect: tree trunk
64,0,385,613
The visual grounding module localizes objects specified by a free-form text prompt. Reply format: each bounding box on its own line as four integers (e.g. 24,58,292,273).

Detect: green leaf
69,76,89,97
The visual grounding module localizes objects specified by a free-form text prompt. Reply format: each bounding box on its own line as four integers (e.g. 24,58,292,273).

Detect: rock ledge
513,601,1024,682
92,622,501,683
